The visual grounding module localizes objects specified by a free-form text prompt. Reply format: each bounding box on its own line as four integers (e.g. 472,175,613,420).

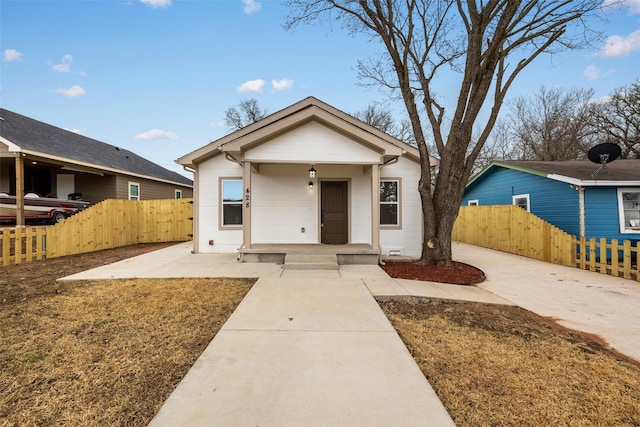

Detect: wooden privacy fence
452,205,575,266
1,198,193,265
453,205,639,281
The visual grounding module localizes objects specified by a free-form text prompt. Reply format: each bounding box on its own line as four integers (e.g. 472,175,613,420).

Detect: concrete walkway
147,277,455,426
61,241,640,425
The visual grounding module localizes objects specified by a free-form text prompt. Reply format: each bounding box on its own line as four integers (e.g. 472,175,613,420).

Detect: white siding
380,157,422,257
196,155,243,253
251,164,372,245
244,121,382,164
252,164,319,243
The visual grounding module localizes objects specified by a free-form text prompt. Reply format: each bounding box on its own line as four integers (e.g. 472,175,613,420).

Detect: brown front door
321,181,348,244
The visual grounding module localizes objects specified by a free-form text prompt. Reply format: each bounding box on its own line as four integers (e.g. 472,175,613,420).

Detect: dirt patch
380,299,640,426
381,260,485,285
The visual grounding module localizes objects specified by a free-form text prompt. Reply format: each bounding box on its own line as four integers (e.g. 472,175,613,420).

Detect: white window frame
468,199,479,206
617,188,640,234
380,178,401,228
175,189,182,199
512,194,530,212
219,178,243,229
128,182,140,201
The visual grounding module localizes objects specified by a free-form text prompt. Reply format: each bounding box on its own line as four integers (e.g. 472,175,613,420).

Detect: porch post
371,164,380,250
243,161,252,248
15,155,25,226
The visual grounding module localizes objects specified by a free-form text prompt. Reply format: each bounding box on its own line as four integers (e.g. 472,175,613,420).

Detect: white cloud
140,0,171,8
602,29,640,57
237,79,266,93
271,79,294,92
3,49,23,62
602,0,640,14
242,0,262,14
52,54,73,73
134,129,178,140
64,128,86,135
54,85,86,97
583,65,601,80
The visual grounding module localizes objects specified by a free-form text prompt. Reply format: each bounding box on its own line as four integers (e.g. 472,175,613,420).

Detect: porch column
15,155,25,226
243,161,252,248
371,164,380,250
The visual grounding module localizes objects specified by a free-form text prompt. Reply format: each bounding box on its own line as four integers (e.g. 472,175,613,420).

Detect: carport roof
0,108,192,187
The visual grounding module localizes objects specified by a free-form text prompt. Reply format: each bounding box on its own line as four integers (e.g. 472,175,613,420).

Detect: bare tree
590,79,640,159
286,0,602,265
353,103,417,146
224,99,269,131
510,86,595,160
353,103,396,134
479,86,595,167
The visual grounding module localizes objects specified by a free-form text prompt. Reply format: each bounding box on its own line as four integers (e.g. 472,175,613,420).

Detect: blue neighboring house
462,160,640,244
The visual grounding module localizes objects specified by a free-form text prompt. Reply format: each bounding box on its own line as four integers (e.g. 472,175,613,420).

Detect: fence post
610,239,619,277
623,240,632,280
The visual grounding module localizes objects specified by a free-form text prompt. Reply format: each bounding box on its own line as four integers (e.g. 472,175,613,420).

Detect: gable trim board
178,97,436,257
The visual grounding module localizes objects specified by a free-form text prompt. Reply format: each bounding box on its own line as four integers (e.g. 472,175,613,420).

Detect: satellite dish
588,142,621,178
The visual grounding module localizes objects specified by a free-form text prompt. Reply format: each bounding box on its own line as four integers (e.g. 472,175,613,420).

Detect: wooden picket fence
1,198,193,266
577,237,639,281
453,205,639,281
0,226,48,266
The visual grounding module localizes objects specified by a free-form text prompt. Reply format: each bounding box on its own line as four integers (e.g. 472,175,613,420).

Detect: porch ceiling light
308,166,316,178
309,181,314,189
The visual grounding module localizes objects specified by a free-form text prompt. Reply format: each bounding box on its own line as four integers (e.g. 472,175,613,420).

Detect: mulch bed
381,260,485,285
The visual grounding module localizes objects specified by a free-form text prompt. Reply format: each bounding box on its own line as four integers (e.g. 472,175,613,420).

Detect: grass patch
1,277,254,426
380,299,640,426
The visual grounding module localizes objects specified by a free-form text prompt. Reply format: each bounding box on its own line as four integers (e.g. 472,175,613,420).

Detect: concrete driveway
453,241,640,362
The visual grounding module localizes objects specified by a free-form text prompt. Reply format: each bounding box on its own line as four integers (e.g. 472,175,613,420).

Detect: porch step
283,254,339,270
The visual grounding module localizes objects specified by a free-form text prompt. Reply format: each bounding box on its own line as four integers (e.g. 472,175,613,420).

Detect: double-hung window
128,182,140,201
221,179,243,227
380,179,400,227
618,188,640,234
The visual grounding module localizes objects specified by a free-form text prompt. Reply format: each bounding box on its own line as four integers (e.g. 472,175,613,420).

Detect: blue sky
1,0,639,178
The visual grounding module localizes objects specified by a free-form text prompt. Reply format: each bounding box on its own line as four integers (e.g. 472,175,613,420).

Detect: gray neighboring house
0,108,193,204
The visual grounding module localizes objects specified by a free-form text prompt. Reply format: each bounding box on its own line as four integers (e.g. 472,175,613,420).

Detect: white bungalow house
177,97,438,263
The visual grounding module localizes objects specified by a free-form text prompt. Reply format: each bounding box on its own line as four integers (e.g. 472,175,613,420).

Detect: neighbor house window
468,200,479,206
128,182,140,201
175,189,182,199
221,178,243,227
512,194,530,212
618,188,640,234
380,179,400,227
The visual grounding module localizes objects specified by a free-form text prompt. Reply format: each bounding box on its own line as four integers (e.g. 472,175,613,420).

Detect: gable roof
178,96,437,168
468,159,640,188
0,108,192,187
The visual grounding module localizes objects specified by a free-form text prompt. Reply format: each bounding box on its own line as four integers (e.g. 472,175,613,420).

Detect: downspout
578,186,586,238
375,156,400,264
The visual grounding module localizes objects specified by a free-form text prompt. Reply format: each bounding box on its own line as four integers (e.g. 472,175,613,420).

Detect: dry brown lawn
380,299,640,426
2,244,640,426
1,244,254,426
